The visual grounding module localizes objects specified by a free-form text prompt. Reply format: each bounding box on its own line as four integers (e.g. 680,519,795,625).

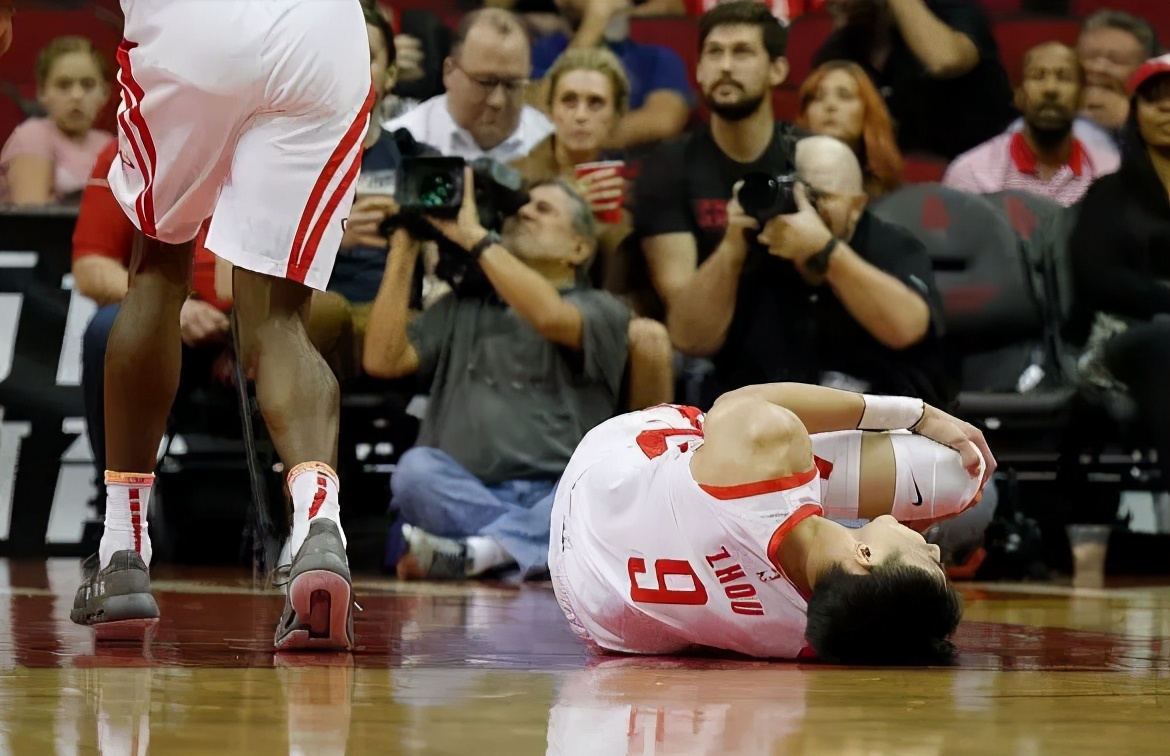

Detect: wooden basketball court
1,559,1167,754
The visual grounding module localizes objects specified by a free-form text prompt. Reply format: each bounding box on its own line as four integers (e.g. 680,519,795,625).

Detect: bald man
944,42,1120,207
732,134,948,402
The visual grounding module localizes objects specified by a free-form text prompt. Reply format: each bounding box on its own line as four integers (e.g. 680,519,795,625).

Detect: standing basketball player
69,0,374,651
550,382,996,665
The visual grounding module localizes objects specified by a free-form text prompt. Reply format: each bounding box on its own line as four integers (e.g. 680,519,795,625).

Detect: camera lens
738,173,780,220
418,173,457,208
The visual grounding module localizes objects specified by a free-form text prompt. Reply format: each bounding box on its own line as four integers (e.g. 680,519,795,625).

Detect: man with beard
944,42,1120,208
635,2,947,408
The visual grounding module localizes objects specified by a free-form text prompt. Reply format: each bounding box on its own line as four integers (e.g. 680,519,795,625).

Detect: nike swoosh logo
911,476,923,506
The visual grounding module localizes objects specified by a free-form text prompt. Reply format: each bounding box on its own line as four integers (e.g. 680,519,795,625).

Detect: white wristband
857,395,925,431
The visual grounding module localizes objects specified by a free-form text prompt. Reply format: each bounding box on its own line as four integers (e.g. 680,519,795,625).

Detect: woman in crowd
797,60,904,200
0,35,112,205
1069,55,1170,488
512,46,632,291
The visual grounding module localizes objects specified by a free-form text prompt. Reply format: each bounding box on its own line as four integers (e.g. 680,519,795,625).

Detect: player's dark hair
805,561,963,666
361,1,397,66
698,1,788,60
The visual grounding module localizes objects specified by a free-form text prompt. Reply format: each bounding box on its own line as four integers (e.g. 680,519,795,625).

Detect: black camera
394,155,529,232
737,172,799,225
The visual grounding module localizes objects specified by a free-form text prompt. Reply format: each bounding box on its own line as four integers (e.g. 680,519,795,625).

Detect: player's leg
690,392,816,488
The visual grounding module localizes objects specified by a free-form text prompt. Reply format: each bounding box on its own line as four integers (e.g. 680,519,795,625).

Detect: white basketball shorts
109,0,374,290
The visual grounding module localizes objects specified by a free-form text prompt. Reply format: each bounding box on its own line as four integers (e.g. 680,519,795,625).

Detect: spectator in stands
944,42,1119,208
813,0,1014,159
513,48,632,284
797,60,904,199
636,1,801,325
1070,54,1170,488
513,46,675,407
1077,10,1161,139
685,0,825,24
384,8,553,163
0,36,112,205
530,0,692,149
364,176,630,580
0,1,12,57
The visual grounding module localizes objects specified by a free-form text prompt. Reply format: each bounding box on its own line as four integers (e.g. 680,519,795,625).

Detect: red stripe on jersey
698,465,818,500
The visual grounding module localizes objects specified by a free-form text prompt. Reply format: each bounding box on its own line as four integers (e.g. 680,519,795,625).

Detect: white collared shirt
383,94,553,164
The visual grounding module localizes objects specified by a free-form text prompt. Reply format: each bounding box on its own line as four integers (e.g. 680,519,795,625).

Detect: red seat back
992,16,1082,88
785,12,834,86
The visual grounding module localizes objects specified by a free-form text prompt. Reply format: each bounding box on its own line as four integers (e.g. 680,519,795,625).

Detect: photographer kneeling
364,167,631,581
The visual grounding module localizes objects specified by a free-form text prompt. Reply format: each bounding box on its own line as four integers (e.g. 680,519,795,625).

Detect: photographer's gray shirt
408,288,631,484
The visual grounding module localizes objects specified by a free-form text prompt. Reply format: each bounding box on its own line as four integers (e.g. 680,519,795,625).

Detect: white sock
465,536,512,576
99,471,154,569
288,462,345,557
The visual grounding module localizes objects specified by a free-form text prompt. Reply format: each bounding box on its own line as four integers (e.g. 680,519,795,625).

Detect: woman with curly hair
798,60,904,199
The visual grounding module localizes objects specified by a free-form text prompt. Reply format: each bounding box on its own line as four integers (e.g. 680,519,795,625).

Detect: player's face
856,515,944,579
443,27,531,151
551,69,619,158
38,51,109,138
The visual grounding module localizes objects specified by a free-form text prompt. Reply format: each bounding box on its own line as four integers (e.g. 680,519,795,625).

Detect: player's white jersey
549,404,823,659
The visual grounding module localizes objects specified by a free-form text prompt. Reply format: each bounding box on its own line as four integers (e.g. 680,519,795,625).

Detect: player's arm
362,229,421,378
716,382,995,483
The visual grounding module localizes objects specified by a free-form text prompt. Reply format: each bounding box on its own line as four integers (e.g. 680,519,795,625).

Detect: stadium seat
1070,0,1170,48
630,16,701,92
902,153,950,183
871,183,1075,469
772,84,801,121
993,16,1082,88
785,12,834,86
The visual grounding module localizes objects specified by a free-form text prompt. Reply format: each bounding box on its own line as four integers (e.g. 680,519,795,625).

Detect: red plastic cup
574,160,625,225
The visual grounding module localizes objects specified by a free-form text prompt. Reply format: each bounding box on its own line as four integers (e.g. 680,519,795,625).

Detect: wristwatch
805,237,839,276
466,230,501,259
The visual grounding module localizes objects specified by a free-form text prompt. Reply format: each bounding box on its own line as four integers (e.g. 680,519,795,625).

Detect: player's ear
851,542,875,571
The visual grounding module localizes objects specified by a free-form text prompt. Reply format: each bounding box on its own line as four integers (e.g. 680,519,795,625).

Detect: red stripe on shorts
115,41,159,238
286,85,377,283
129,488,142,554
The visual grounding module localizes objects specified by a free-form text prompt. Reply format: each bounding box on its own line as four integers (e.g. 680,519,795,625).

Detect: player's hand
179,299,230,348
758,183,834,264
722,181,760,255
395,34,426,83
911,404,997,491
425,166,488,252
342,195,398,251
575,167,624,217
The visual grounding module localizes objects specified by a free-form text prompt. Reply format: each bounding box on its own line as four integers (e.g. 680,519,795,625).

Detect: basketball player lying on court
550,382,996,665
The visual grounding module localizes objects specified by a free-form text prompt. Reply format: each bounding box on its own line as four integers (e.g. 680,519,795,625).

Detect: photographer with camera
363,166,631,581
738,135,948,403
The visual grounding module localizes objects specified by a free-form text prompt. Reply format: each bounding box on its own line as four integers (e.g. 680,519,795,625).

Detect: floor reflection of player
550,382,995,665
546,662,810,756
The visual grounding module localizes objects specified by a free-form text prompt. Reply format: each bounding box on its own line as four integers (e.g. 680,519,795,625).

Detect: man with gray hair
1078,9,1162,135
363,170,631,581
385,7,553,162
729,134,949,403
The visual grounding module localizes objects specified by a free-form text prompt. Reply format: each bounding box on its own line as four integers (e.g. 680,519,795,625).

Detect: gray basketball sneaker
274,519,354,652
70,550,160,640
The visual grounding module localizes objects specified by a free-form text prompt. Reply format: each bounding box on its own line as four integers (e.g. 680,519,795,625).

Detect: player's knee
707,397,812,476
805,562,963,665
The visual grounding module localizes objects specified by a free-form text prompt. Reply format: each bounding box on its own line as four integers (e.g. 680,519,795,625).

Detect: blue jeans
390,447,557,578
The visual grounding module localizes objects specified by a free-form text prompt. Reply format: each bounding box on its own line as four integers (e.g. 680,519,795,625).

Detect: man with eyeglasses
384,8,553,163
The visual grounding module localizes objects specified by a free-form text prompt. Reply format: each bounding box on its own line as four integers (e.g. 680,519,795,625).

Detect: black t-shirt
634,121,802,262
718,211,950,405
814,0,1014,159
634,124,950,405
